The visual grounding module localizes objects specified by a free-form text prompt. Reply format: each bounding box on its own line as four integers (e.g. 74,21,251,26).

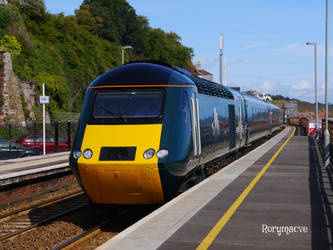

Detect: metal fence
0,121,78,156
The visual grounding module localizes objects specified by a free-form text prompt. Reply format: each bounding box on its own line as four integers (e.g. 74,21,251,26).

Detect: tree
20,0,46,21
83,0,144,45
75,4,102,34
34,72,70,115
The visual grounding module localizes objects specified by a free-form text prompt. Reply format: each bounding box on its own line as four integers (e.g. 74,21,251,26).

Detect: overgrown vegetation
0,0,194,119
270,94,333,115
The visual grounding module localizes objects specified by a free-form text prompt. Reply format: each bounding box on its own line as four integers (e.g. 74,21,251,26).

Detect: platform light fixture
121,45,133,65
306,42,318,138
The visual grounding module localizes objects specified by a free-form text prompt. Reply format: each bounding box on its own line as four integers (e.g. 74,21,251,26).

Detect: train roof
89,62,194,87
89,62,234,99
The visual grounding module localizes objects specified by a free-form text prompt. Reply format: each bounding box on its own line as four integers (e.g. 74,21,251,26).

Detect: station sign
40,96,49,104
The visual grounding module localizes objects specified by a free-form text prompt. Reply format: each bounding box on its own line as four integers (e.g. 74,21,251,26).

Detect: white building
194,61,213,82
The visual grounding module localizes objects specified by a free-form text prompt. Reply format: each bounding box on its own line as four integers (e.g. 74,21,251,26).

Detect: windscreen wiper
101,106,127,122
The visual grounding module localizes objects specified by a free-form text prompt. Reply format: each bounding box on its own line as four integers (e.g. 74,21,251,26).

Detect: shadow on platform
309,136,333,249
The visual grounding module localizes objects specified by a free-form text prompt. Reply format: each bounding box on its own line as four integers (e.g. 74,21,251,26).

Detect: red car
17,134,71,154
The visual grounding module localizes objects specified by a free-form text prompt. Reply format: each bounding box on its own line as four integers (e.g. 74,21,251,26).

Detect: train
69,62,283,205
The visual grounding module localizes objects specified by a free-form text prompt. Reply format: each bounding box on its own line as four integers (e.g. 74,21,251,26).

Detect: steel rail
0,190,84,221
53,210,129,250
0,193,88,242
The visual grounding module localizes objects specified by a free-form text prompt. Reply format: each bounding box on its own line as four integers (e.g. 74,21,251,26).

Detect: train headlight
143,149,155,159
156,149,168,159
73,150,82,159
83,149,93,159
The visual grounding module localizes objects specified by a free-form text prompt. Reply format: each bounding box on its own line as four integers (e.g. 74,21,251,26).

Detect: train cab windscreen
89,91,164,124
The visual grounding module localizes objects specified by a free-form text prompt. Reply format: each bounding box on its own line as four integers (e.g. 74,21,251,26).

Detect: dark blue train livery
69,62,283,204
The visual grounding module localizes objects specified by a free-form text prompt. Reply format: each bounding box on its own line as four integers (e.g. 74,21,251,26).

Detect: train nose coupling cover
99,147,136,161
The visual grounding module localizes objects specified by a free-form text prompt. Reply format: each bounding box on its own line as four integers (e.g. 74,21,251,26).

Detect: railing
322,118,333,164
0,121,78,159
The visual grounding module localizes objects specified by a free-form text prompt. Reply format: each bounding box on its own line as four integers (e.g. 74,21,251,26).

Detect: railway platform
0,152,75,205
0,152,70,186
98,126,333,250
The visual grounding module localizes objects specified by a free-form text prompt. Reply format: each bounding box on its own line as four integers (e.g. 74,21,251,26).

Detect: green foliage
33,72,70,117
0,124,23,140
1,0,193,120
0,34,21,54
84,0,194,69
20,0,46,22
75,4,101,34
83,0,141,44
271,95,290,101
138,28,193,68
0,6,10,29
20,92,30,120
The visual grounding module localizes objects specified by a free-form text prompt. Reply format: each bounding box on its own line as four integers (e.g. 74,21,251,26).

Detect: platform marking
196,127,296,250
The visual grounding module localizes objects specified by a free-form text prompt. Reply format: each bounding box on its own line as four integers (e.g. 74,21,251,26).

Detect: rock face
0,51,25,126
21,80,37,121
0,51,47,126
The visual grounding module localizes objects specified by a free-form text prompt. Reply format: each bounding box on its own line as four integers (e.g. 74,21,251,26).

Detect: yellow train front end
77,124,164,204
69,62,195,204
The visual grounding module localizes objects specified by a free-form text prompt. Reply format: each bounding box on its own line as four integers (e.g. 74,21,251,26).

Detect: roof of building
197,69,213,76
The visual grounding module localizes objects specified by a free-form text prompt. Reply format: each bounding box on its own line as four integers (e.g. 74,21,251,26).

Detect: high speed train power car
69,62,283,204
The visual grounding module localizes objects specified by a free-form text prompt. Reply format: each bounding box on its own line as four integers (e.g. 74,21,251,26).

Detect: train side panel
158,87,196,200
242,94,270,144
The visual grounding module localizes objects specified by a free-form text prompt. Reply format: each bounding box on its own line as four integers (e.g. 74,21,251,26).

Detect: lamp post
121,45,133,65
219,33,224,85
324,0,330,168
306,42,318,138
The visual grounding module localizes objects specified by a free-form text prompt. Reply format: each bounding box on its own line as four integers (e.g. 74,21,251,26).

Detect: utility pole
39,83,49,156
42,83,46,155
306,42,318,138
219,33,224,85
224,56,227,86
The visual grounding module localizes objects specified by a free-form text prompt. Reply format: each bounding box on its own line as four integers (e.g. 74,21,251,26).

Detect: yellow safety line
196,127,296,250
0,155,69,170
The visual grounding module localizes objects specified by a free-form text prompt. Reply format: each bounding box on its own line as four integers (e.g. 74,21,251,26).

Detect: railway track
53,209,128,250
52,205,159,250
0,190,88,242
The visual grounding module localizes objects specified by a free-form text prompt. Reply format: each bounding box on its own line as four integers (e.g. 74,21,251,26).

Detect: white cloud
260,81,277,93
238,80,279,95
286,43,300,49
292,80,313,90
246,42,266,49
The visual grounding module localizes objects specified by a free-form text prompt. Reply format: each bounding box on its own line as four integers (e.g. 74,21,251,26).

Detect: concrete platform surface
0,152,69,180
96,126,333,250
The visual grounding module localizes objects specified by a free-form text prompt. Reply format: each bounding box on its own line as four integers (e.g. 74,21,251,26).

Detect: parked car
16,134,71,154
0,139,42,160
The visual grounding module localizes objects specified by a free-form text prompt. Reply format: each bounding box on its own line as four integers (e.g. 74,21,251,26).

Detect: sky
44,0,333,104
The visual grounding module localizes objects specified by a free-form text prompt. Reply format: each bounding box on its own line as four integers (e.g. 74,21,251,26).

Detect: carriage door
238,104,243,146
269,109,273,134
190,93,201,156
228,104,236,149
